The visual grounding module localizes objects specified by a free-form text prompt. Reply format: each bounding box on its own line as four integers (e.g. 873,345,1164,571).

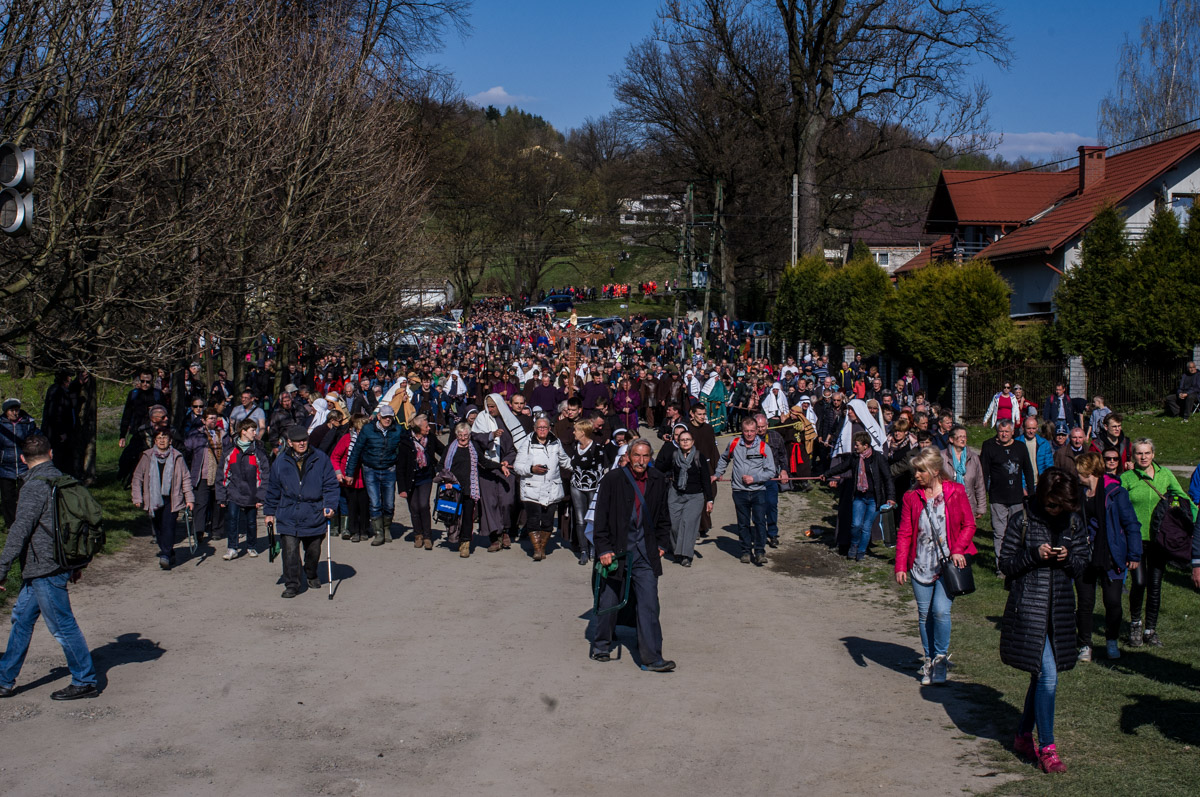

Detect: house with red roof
898,129,1200,317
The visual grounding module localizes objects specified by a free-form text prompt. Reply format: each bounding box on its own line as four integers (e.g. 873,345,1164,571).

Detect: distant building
828,203,940,273
899,130,1200,318
618,195,683,226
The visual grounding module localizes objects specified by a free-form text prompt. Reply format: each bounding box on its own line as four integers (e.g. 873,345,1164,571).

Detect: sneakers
1013,732,1038,761
223,549,238,561
1143,629,1162,647
641,660,676,673
578,550,589,566
919,658,932,686
1038,744,1066,774
1129,621,1144,647
50,683,99,701
740,553,751,564
1106,640,1120,659
1077,645,1092,663
931,654,948,684
588,651,611,663
246,548,259,558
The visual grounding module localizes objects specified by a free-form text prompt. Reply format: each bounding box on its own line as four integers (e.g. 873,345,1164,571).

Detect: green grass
966,412,1200,467
0,372,127,410
0,433,142,603
577,297,678,320
799,487,1200,795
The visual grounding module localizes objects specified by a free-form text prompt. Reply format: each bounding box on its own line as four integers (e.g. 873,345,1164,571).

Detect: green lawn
797,489,1200,795
965,412,1200,467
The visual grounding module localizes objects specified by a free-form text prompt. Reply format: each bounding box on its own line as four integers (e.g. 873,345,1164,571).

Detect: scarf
224,439,261,492
446,438,480,500
761,382,787,418
700,372,719,396
148,447,175,512
414,434,427,469
950,446,968,485
672,445,697,491
833,398,886,456
307,398,329,432
472,392,528,457
856,451,870,493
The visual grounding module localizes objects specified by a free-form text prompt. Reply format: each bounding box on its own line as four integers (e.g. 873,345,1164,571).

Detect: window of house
1171,193,1196,224
874,251,890,267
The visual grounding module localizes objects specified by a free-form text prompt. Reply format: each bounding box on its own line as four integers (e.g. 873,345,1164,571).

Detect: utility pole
791,173,798,266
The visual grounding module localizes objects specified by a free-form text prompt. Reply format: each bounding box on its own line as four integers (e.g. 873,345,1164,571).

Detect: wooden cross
562,324,599,397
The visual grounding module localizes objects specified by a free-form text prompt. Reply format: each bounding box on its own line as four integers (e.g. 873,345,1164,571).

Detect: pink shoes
1037,744,1066,774
1013,732,1038,761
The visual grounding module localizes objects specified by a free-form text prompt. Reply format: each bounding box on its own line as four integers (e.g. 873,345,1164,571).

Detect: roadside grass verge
796,484,1200,796
966,412,1200,467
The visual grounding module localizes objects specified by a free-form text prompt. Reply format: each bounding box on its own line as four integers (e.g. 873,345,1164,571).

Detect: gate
1086,360,1185,411
964,361,1068,422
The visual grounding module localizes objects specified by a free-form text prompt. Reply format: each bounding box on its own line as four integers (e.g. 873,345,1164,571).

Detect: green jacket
1120,465,1196,541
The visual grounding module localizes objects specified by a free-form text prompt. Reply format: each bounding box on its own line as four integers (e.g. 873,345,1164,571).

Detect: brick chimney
1078,145,1107,193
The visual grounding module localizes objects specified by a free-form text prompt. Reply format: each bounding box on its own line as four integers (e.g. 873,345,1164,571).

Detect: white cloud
466,86,535,107
994,131,1097,162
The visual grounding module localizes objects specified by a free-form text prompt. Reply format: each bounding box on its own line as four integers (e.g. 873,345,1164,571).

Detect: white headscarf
445,370,467,397
380,378,409,406
684,370,701,398
701,371,719,396
307,398,329,432
761,382,787,419
473,392,529,457
794,397,818,426
833,398,885,456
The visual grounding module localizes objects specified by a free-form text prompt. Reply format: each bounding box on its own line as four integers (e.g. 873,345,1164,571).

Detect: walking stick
325,518,333,600
183,507,198,555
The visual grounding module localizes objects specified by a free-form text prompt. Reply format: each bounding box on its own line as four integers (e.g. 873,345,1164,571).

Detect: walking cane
183,507,198,555
325,518,334,600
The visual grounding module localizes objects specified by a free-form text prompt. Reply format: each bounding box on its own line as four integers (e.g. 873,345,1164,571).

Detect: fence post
1068,355,1086,400
952,362,968,423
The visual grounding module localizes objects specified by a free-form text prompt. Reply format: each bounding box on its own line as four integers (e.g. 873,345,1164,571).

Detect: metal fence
1085,360,1184,412
964,361,1068,421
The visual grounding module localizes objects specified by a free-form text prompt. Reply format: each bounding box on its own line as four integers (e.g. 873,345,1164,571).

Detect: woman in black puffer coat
998,467,1088,775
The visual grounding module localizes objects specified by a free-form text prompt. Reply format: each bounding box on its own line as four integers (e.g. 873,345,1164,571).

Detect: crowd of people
1,299,1199,769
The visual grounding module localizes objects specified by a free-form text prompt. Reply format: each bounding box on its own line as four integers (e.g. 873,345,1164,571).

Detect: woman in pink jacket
895,447,978,686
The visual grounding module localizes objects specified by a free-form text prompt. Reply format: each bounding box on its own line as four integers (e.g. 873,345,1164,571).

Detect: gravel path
0,486,1014,795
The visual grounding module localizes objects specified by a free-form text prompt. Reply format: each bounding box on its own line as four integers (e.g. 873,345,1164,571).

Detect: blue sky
433,0,1152,162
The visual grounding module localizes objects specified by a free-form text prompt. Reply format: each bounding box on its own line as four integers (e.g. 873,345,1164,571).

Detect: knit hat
2,398,20,412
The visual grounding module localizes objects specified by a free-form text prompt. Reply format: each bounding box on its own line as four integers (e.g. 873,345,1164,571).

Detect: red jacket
894,480,978,574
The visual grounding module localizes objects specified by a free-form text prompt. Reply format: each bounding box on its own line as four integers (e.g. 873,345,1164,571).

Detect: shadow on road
91,632,166,691
841,636,919,674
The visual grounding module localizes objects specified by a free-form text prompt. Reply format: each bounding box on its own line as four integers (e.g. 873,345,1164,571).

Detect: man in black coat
589,438,675,672
41,371,76,475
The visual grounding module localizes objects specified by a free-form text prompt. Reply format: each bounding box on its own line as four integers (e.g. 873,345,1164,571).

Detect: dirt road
0,488,1011,796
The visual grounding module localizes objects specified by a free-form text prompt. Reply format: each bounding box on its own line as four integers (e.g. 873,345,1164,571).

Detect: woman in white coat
514,416,572,561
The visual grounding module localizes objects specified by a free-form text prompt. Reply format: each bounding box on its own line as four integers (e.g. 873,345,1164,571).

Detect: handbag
925,497,975,597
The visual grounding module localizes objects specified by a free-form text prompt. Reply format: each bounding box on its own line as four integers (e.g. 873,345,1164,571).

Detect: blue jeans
0,571,96,688
362,465,396,518
911,577,953,658
850,495,877,556
764,479,780,539
731,489,767,556
225,503,258,551
1019,636,1058,746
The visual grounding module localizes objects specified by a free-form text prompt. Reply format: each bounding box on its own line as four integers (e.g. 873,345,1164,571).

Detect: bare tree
655,0,1009,256
1098,0,1200,149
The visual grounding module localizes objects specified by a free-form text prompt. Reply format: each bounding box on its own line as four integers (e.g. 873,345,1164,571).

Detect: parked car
745,321,772,338
521,304,556,319
544,294,575,312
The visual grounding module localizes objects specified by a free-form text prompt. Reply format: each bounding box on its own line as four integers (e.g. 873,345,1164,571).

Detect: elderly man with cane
264,425,340,599
589,438,676,672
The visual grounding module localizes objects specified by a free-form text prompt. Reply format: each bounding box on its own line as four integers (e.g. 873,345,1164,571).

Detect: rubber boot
382,513,394,543
339,515,351,541
532,531,546,561
370,517,386,546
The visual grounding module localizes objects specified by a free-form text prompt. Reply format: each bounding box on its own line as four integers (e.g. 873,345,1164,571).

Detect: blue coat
345,420,405,474
1019,434,1053,491
263,448,339,537
0,411,40,480
1083,475,1142,581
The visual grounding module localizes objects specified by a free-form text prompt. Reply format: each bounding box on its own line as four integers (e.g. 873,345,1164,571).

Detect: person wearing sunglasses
117,372,167,483
998,467,1089,774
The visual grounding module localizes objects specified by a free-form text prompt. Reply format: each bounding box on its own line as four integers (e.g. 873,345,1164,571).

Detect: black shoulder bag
925,496,975,597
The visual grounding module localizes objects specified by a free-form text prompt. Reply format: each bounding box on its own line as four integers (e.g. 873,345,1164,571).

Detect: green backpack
33,475,105,569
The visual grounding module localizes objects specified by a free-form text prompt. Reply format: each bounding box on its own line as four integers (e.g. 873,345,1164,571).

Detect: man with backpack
713,417,778,566
0,435,99,700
